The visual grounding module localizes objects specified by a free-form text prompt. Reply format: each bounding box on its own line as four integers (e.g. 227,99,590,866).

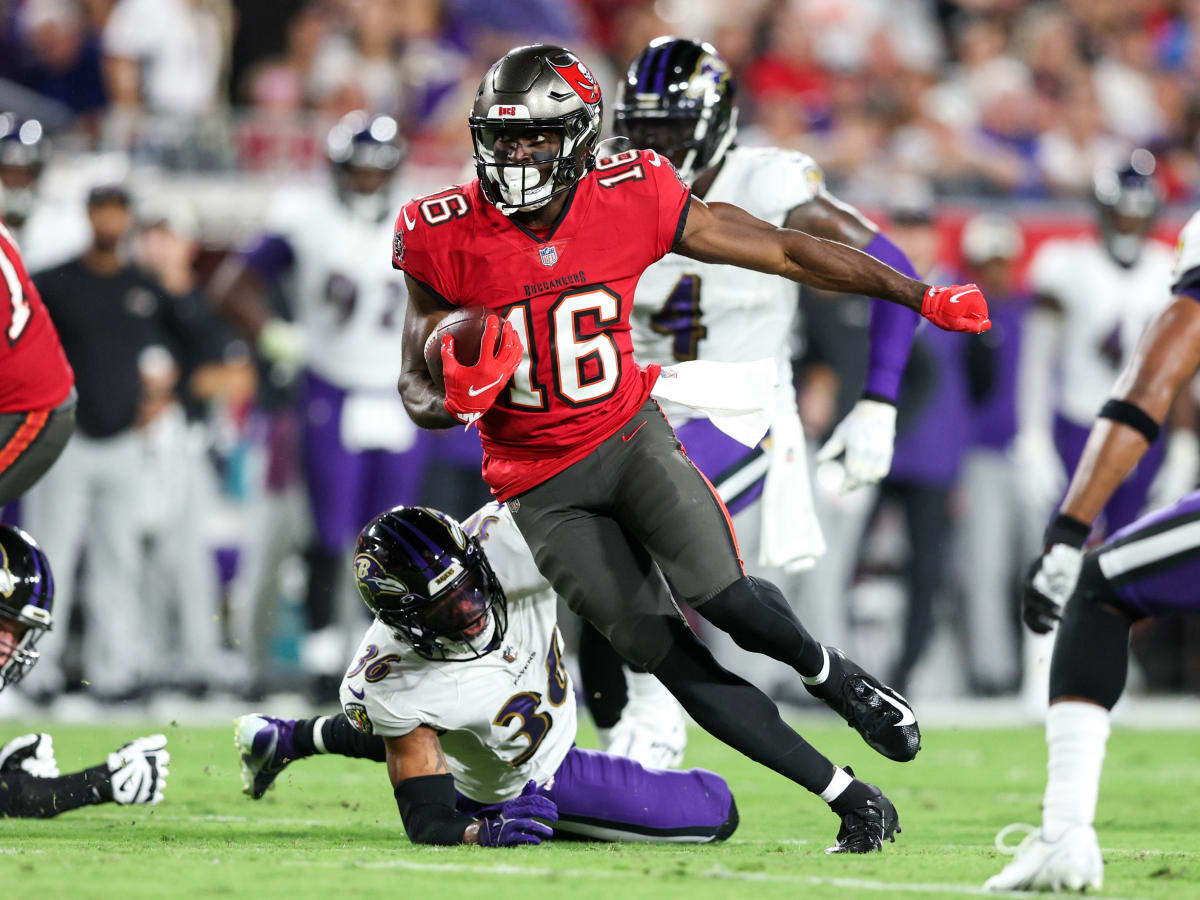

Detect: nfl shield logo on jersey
539,245,558,267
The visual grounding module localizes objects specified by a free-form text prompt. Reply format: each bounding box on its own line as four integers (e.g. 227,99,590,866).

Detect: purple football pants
1054,414,1166,536
456,746,736,843
299,371,432,552
1094,488,1200,619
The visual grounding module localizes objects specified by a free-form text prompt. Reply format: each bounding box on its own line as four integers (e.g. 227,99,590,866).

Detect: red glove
921,283,991,334
441,315,523,425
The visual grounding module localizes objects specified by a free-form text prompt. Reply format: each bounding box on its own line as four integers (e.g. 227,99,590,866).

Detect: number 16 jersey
394,149,691,500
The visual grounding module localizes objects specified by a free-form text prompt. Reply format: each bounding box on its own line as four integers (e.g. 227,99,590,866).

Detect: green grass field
0,719,1196,900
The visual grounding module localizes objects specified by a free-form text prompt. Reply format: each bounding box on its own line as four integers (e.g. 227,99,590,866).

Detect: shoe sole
233,714,276,800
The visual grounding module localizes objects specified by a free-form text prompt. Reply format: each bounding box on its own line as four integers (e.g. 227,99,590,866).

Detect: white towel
759,405,826,571
651,359,778,448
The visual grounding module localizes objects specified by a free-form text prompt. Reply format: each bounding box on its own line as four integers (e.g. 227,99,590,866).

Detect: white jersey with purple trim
1171,208,1200,293
263,183,409,391
1029,236,1175,426
339,501,576,804
631,145,825,424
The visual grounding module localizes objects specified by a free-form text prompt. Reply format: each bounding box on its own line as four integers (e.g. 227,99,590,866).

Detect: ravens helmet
469,44,603,213
613,37,736,183
325,110,404,223
1093,149,1160,267
0,524,54,691
0,114,47,228
353,507,507,662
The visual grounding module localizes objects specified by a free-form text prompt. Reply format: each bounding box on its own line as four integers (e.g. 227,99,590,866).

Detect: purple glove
477,780,558,847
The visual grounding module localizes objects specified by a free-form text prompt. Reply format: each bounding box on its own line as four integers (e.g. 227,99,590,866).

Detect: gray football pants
510,400,744,670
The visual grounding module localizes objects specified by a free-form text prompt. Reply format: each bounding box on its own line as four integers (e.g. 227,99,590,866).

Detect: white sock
1041,701,1110,841
820,765,852,804
802,646,831,686
311,716,329,754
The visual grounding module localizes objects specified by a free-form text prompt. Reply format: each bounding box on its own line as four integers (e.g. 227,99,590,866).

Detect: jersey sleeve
1172,210,1200,299
392,189,468,308
463,502,551,601
1028,240,1075,305
340,679,425,738
644,150,692,258
747,149,826,218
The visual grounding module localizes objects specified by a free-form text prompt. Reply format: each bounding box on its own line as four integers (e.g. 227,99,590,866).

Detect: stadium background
2,0,1199,721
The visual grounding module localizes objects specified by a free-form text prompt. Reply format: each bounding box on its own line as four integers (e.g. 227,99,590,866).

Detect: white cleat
600,670,687,769
984,823,1103,893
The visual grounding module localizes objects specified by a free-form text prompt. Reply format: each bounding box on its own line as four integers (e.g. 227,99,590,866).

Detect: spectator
103,0,233,115
11,0,107,120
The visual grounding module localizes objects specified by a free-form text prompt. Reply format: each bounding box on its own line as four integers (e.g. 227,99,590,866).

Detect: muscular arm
782,193,877,247
676,196,928,313
385,726,481,845
1060,296,1200,525
397,275,457,429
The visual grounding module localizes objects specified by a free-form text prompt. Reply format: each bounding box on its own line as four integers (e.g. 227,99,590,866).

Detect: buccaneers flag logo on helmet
550,58,601,106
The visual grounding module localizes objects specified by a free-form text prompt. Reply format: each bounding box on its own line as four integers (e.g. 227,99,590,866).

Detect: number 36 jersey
393,149,691,499
632,146,828,424
339,501,576,804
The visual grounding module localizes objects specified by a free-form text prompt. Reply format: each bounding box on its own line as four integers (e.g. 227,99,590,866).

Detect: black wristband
861,392,897,407
1044,513,1091,550
393,773,476,846
1098,399,1160,445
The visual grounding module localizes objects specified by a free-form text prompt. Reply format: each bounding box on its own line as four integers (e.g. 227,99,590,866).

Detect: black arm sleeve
0,766,112,818
393,773,477,845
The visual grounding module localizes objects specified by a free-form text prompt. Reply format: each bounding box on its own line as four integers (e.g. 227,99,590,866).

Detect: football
423,305,496,386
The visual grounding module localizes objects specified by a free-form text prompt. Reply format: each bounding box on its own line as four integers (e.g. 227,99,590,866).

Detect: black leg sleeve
578,619,629,729
0,766,112,818
694,575,826,676
317,714,387,762
303,544,342,631
649,619,836,796
1048,555,1135,711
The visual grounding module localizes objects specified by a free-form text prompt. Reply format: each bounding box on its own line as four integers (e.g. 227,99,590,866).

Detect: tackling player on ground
985,208,1200,892
394,44,990,851
0,524,169,818
236,504,738,846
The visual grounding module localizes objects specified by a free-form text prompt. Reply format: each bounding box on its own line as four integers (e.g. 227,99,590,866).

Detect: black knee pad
1048,553,1134,710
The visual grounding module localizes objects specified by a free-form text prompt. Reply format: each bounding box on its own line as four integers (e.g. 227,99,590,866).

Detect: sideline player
984,207,1200,892
0,524,169,818
213,111,423,689
395,44,989,851
579,36,923,727
0,197,75,506
236,505,739,846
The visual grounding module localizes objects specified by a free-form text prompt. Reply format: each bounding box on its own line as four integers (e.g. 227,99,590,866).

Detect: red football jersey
396,149,690,499
0,221,73,414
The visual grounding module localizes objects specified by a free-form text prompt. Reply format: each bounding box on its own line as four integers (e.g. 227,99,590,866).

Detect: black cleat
806,648,921,762
825,768,900,854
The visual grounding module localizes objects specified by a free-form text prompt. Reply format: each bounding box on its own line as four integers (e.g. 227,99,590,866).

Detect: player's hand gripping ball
429,310,523,425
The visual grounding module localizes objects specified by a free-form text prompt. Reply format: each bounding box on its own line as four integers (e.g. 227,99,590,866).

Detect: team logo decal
344,702,373,735
502,645,517,663
0,544,13,599
685,54,730,101
393,230,405,267
354,553,409,599
539,245,558,267
549,57,601,106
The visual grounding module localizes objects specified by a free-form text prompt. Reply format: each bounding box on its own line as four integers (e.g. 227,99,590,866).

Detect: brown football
423,306,496,387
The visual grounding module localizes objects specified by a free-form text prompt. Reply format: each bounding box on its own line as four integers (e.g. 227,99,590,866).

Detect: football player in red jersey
0,207,74,506
395,45,990,852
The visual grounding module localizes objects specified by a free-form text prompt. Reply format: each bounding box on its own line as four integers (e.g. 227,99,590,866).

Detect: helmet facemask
0,610,47,691
471,113,597,215
616,107,737,183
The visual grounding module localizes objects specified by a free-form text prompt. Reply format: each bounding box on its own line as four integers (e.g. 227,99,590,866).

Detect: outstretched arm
675,196,928,310
1059,296,1200,526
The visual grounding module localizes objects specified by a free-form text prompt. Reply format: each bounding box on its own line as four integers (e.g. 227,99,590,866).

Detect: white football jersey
1029,236,1175,425
631,145,823,423
1171,208,1200,292
264,183,408,391
339,501,576,804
